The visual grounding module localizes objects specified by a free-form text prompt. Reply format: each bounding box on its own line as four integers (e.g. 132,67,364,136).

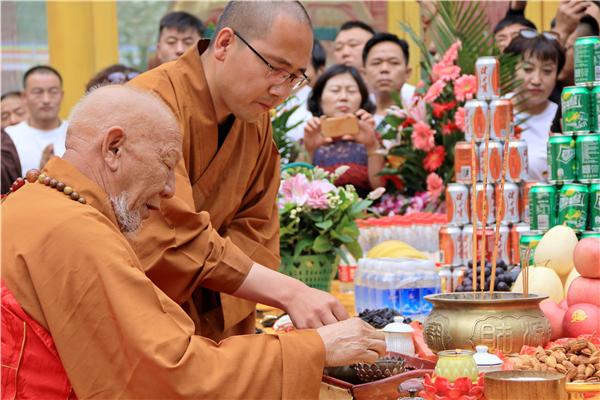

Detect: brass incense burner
423,292,551,355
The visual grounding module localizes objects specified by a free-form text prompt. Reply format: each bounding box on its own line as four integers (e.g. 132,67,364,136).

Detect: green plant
271,98,303,164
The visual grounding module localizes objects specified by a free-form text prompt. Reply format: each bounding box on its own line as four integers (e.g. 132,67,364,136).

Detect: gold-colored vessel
423,292,551,355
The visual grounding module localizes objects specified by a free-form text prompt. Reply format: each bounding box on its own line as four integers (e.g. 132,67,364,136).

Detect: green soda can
376,111,403,140
562,86,591,133
548,135,576,184
529,184,557,231
576,134,600,182
582,231,600,238
589,180,600,230
591,86,600,131
558,183,589,231
575,36,600,86
519,231,543,268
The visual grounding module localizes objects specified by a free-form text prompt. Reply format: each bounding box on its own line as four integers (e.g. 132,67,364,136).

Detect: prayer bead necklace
2,169,87,204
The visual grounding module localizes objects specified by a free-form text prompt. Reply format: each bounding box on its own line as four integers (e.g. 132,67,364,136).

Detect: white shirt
282,86,313,142
5,120,68,174
516,101,558,182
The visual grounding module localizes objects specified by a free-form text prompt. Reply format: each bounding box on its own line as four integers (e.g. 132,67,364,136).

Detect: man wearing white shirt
6,65,67,174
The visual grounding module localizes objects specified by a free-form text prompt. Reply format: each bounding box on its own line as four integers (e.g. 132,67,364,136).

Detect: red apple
573,238,600,278
563,303,600,338
540,299,565,340
567,277,600,307
559,299,569,310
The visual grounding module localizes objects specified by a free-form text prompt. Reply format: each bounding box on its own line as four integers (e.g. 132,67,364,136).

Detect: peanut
556,364,568,374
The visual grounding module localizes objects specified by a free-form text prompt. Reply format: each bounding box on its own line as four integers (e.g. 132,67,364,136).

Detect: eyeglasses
519,29,560,42
107,71,140,84
233,31,309,90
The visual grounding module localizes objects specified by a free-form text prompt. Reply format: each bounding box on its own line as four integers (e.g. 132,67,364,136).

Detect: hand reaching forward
317,318,387,367
286,285,350,328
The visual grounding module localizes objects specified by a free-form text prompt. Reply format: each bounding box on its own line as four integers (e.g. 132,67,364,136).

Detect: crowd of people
1,0,598,398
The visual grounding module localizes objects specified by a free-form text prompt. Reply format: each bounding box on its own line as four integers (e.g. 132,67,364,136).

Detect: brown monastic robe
129,40,281,341
1,157,324,399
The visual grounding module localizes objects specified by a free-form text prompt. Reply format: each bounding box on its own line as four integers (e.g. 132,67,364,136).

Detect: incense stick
490,138,510,295
471,135,478,293
480,128,491,293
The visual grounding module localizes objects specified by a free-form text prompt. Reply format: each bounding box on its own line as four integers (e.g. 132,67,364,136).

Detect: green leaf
345,240,363,260
315,220,333,230
293,238,314,258
312,235,333,253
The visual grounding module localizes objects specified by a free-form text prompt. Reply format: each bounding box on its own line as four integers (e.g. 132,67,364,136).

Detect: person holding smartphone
304,64,384,196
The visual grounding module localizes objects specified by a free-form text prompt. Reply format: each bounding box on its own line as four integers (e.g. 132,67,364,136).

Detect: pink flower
454,107,466,132
424,79,447,103
408,98,427,122
441,40,462,66
426,172,444,199
306,179,336,209
454,74,477,102
432,64,461,83
411,121,436,152
280,174,310,205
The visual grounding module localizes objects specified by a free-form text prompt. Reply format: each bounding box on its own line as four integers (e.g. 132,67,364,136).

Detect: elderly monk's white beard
110,192,142,237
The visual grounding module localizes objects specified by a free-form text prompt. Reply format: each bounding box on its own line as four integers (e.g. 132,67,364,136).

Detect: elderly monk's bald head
62,85,182,235
204,1,313,123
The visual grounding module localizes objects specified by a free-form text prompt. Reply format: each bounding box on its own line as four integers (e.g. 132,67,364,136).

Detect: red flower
442,120,459,136
514,124,523,139
431,101,457,118
382,175,405,191
402,117,416,128
423,146,446,171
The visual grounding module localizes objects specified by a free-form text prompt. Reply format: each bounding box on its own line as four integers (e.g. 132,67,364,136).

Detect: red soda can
507,139,528,183
490,98,513,140
439,224,463,266
446,183,470,225
476,227,495,262
473,183,495,225
495,224,511,264
510,222,530,265
479,141,503,182
464,99,489,143
495,182,520,223
476,56,501,100
520,181,537,223
454,141,479,184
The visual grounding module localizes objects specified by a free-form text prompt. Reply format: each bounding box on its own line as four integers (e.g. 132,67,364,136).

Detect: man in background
154,11,204,66
1,91,28,130
333,20,375,72
5,66,67,173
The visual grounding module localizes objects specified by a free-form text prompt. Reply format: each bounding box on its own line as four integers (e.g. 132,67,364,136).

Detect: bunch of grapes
358,308,412,329
455,261,521,292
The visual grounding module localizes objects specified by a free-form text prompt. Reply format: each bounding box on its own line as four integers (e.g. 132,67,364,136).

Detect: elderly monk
1,85,386,399
129,1,339,340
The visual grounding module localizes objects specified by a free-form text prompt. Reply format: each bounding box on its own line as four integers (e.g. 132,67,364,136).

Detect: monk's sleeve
31,218,325,399
224,117,281,270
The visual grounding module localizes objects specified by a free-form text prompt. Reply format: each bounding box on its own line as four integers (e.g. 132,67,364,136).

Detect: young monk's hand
317,318,386,367
285,285,349,329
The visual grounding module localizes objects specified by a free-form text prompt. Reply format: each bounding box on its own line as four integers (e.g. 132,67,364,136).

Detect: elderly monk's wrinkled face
23,72,63,125
334,28,374,70
156,27,201,64
1,95,28,129
217,14,313,122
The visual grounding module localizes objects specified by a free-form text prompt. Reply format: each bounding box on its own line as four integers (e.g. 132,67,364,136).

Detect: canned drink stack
574,36,600,86
520,181,537,223
439,225,463,266
490,98,513,140
562,86,591,134
496,182,520,223
590,180,600,230
476,56,501,100
510,222,531,266
519,231,543,267
454,141,479,184
548,134,576,184
474,183,495,225
480,141,503,182
507,139,528,182
575,133,600,182
446,183,470,225
529,183,557,231
464,99,489,143
558,183,589,231
591,86,600,132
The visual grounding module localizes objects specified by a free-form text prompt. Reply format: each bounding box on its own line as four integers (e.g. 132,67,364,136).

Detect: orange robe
1,157,324,399
129,40,281,340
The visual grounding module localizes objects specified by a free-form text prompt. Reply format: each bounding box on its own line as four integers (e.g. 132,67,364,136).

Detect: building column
47,1,118,118
387,1,422,86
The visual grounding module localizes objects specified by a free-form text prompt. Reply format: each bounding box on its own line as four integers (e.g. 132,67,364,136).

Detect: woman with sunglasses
504,29,565,182
303,64,384,197
85,64,140,93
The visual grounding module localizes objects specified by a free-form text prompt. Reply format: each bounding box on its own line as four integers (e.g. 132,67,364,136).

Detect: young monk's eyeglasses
233,30,309,90
519,29,560,42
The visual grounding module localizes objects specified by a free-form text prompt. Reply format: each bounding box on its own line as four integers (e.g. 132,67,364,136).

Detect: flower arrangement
278,165,383,261
379,40,474,212
420,373,485,400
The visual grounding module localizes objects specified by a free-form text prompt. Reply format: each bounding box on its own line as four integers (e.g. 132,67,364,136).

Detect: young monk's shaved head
66,85,180,151
214,0,312,41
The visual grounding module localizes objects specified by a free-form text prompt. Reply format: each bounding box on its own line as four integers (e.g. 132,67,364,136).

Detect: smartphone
321,115,360,138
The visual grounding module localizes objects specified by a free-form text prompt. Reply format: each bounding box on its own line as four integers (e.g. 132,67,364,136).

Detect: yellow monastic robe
129,40,281,340
1,157,324,399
